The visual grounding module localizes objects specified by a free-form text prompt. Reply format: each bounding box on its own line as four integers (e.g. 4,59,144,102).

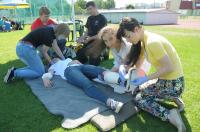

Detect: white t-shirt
111,38,151,74
49,58,80,80
111,38,132,69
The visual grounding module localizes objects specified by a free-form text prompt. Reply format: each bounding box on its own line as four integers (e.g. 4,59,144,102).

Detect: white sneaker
168,109,186,132
4,67,15,83
109,99,124,113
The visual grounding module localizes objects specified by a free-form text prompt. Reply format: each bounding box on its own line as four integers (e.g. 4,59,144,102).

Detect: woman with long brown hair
118,17,186,132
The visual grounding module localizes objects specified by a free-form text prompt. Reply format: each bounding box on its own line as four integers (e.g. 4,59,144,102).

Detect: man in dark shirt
76,1,107,66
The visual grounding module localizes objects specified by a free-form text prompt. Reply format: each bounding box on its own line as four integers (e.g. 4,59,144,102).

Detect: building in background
167,0,200,15
100,8,179,25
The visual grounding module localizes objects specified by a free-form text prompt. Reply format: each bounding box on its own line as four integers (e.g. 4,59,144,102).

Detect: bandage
42,73,53,80
103,71,119,84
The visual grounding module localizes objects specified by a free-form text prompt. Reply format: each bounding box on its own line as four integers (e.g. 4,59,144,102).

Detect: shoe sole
115,102,124,113
4,67,14,83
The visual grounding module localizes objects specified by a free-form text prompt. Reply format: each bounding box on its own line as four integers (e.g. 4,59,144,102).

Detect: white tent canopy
0,0,30,9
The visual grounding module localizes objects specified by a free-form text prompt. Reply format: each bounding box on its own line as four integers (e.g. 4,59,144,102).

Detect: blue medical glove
131,76,148,86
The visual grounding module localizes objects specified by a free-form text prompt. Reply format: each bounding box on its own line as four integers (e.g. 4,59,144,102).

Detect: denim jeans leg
64,66,108,104
80,65,106,80
14,43,45,79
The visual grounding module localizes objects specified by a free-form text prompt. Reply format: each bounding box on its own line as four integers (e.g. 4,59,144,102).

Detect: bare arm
52,39,65,60
42,45,52,63
147,54,174,80
111,67,119,72
42,69,54,88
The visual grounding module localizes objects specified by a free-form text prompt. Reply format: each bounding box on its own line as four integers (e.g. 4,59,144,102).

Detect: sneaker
109,99,124,113
168,109,186,132
4,67,15,83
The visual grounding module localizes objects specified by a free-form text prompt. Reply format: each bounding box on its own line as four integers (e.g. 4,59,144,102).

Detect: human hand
43,79,54,88
131,76,148,86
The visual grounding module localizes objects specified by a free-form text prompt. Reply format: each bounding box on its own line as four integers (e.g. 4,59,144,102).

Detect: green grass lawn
0,25,200,132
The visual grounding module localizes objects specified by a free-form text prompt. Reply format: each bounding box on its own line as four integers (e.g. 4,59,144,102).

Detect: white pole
28,0,33,22
61,0,64,17
71,0,76,42
44,0,47,7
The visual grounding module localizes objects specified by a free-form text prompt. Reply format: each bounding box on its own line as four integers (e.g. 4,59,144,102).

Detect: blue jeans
64,65,108,104
14,42,45,79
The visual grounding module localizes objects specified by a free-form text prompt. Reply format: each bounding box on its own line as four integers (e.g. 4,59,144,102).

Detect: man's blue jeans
14,42,45,79
64,65,108,104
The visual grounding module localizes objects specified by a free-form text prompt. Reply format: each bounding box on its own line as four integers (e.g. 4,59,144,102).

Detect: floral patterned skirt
135,77,184,121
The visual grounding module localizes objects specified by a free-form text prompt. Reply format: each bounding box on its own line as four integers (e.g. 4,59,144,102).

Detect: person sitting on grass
118,17,186,132
4,24,69,83
98,26,151,73
41,58,124,113
76,1,108,66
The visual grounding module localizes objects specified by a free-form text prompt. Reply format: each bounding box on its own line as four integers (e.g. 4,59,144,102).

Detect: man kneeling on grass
42,58,124,113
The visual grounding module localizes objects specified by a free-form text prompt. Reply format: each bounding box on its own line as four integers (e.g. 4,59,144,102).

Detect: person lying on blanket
42,58,126,113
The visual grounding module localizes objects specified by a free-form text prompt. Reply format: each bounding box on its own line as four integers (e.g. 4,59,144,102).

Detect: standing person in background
31,6,67,59
76,1,107,66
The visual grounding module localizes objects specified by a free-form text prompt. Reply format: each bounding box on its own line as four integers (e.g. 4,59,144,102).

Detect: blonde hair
98,26,117,40
54,23,70,38
39,6,50,16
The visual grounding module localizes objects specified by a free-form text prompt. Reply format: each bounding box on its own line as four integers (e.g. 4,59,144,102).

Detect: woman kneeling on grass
118,17,186,132
4,23,69,83
99,26,151,73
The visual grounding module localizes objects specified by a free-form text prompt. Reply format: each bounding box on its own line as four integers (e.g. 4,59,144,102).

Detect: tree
95,0,115,9
75,0,87,14
126,4,135,9
94,0,104,9
104,0,115,9
76,0,87,9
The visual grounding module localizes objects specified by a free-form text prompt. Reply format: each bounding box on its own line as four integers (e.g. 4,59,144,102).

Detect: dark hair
125,41,141,66
86,1,96,8
117,17,142,66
